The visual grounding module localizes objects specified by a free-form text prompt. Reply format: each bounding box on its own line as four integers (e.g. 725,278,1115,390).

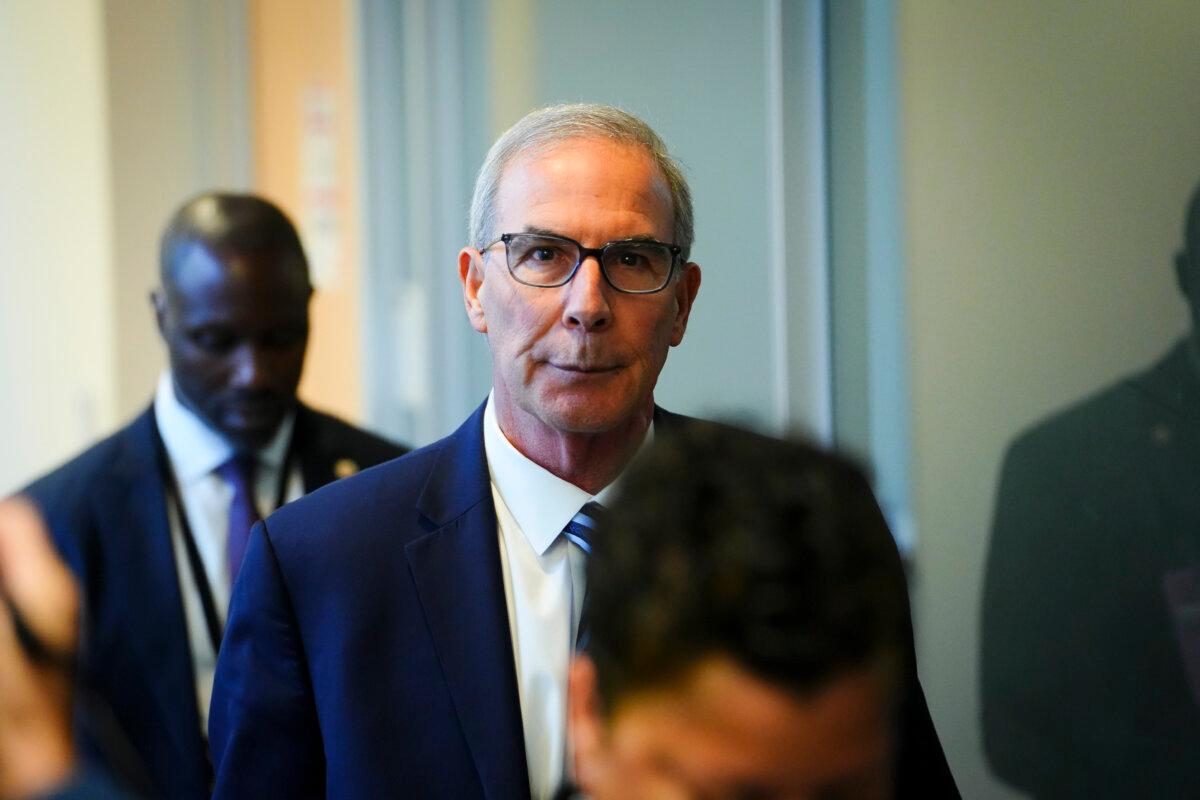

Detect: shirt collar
482,390,652,556
153,371,294,484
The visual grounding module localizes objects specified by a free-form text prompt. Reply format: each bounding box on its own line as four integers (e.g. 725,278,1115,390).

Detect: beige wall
107,0,362,425
249,0,364,422
0,0,118,494
105,0,253,419
900,2,1200,796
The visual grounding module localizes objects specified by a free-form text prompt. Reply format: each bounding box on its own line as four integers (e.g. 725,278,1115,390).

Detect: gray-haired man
209,104,954,799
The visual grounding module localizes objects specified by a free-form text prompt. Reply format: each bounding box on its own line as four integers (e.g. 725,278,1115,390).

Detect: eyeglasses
481,232,682,294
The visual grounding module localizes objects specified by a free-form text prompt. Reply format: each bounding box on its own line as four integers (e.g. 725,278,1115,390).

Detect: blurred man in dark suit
982,184,1200,797
563,423,919,800
23,192,407,799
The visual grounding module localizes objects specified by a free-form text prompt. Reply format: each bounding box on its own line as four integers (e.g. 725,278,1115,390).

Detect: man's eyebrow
521,225,567,238
519,226,662,244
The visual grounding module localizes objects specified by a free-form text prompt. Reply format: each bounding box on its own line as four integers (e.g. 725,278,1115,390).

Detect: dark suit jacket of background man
983,340,1200,798
23,403,407,800
209,400,959,799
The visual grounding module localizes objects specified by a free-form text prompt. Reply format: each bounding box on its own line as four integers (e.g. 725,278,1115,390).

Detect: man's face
460,137,701,438
570,655,897,800
155,243,311,451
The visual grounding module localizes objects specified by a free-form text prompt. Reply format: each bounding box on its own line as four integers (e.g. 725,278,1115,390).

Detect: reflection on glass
981,185,1200,797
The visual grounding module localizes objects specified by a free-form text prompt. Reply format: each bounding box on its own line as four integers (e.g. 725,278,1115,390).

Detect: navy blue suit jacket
210,402,958,799
23,404,406,800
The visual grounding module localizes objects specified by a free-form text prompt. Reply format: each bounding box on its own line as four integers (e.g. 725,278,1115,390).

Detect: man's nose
230,343,270,388
562,256,612,332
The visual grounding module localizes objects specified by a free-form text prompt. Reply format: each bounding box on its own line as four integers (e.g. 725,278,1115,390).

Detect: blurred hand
0,497,78,799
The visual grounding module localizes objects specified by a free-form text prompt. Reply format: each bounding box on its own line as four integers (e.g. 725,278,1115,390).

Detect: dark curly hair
585,421,909,710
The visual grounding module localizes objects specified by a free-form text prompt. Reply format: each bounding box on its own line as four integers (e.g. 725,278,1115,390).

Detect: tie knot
217,454,258,492
563,501,605,555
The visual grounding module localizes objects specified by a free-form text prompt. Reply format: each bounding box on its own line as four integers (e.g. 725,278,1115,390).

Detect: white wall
0,1,251,495
0,0,119,494
900,2,1200,796
104,0,252,418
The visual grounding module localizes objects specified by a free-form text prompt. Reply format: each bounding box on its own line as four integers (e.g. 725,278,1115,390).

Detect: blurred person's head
153,192,313,451
568,423,908,800
1174,181,1200,336
459,105,701,460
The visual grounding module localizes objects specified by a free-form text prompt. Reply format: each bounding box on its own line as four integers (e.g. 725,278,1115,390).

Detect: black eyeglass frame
481,232,684,294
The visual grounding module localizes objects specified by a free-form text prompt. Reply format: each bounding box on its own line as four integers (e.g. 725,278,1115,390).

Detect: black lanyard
150,412,294,655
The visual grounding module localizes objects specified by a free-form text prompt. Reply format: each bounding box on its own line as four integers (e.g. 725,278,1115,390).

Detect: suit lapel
92,410,207,779
405,403,531,800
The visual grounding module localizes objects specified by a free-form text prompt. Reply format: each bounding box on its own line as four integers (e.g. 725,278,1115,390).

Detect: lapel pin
334,458,359,479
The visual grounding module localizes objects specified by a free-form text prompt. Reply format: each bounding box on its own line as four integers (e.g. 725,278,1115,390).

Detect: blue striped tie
563,501,604,650
562,501,602,555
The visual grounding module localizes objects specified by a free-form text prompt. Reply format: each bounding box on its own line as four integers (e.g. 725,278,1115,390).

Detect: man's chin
534,393,651,436
216,414,284,452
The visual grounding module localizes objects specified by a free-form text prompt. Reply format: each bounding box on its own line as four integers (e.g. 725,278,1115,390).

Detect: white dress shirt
153,372,302,729
482,392,651,800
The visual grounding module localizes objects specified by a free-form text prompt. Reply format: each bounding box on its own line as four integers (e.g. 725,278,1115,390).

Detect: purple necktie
218,455,261,584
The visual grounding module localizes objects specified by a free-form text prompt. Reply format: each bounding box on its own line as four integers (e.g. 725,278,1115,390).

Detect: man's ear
460,248,488,334
150,289,168,337
669,262,702,347
568,655,605,789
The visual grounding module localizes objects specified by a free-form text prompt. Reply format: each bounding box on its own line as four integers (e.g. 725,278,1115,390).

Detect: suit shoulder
297,406,409,468
265,434,446,549
1006,373,1151,461
995,359,1184,506
1009,342,1195,457
652,409,752,443
654,411,824,456
23,415,149,507
21,412,157,563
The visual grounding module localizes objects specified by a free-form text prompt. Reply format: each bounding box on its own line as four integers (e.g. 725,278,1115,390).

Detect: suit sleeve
209,520,325,799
